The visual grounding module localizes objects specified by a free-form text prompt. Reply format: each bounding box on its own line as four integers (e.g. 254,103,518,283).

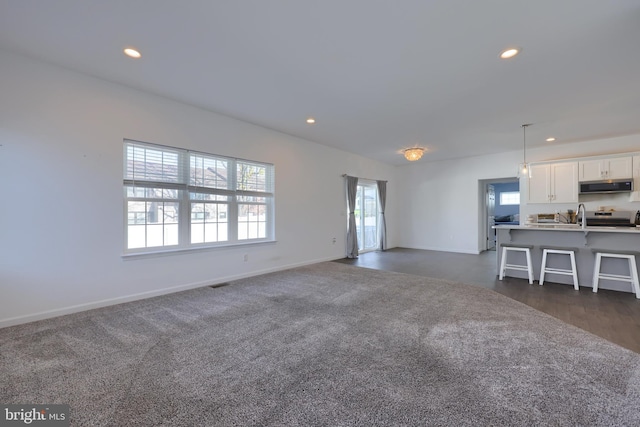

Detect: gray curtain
346,175,359,258
377,180,387,251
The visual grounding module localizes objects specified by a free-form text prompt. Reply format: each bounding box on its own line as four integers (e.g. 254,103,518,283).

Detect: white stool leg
525,248,533,285
628,256,640,299
499,247,508,280
539,249,548,286
569,251,579,290
592,252,602,293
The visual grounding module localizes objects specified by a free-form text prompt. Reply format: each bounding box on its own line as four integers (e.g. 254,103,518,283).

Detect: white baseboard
0,256,342,329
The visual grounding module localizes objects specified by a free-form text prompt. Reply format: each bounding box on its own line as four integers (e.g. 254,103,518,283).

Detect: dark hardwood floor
335,248,640,354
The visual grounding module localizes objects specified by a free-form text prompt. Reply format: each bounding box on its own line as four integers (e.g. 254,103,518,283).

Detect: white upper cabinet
528,161,578,204
608,156,633,179
579,156,633,181
528,163,551,204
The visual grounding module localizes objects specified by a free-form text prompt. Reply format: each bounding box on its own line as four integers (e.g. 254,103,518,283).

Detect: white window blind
123,140,274,253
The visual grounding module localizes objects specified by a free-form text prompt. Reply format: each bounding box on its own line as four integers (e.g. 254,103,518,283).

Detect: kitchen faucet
577,203,586,229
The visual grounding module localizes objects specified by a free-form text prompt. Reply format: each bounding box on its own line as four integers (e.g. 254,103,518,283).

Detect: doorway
354,181,379,252
479,178,520,251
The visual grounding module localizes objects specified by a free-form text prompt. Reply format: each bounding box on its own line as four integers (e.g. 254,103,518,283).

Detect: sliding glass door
354,181,378,252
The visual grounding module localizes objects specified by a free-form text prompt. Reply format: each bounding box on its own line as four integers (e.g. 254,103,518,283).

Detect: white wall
0,49,398,327
396,150,521,254
396,134,640,254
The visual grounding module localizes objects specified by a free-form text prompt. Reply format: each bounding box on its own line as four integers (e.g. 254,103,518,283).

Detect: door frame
355,180,379,253
478,177,519,252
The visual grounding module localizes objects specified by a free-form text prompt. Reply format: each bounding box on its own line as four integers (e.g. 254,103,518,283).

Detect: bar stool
499,243,534,284
591,249,640,299
539,246,579,290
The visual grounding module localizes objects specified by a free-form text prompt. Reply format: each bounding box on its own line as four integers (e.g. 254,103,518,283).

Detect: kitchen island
494,224,640,294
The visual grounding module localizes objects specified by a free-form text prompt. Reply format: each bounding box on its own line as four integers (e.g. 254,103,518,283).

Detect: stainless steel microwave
579,179,633,194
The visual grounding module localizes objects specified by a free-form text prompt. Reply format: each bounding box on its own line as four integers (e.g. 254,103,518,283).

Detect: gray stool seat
590,248,639,256
499,244,534,285
501,243,534,249
541,246,580,252
591,249,640,299
539,246,579,290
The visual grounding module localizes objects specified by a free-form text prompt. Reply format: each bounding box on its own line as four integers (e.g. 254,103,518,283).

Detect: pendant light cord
522,123,531,164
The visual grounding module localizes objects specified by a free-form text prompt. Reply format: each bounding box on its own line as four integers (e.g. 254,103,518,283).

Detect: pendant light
518,124,531,177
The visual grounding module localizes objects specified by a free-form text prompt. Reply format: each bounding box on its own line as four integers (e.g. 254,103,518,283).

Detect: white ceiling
2,0,640,165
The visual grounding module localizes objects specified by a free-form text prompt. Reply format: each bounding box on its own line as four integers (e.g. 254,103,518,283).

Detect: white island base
494,225,640,295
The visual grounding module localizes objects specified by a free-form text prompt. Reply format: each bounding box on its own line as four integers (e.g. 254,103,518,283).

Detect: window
124,140,274,253
499,191,520,205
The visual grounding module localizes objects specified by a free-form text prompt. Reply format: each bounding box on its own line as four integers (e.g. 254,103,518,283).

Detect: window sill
121,239,277,260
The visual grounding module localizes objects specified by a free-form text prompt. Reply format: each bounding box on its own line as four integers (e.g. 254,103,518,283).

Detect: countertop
494,223,640,233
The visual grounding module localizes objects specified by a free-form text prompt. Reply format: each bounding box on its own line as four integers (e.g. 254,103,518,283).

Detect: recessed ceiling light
124,48,141,59
499,48,520,59
306,117,316,124
546,137,556,142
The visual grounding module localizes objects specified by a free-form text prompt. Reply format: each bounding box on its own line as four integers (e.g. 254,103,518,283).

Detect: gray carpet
1,262,640,426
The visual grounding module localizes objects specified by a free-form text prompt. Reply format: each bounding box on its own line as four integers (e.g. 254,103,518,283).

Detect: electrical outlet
243,254,248,262
332,237,336,244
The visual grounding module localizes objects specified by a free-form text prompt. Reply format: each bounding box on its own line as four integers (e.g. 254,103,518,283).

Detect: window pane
126,200,179,249
191,224,204,244
247,222,258,239
218,223,228,241
126,144,182,183
190,202,228,244
190,154,229,189
191,203,205,223
162,189,179,199
500,191,520,205
126,187,145,198
163,202,179,224
147,224,164,247
190,193,229,202
128,201,146,224
237,163,267,192
238,204,266,240
164,224,179,246
237,195,266,203
128,225,146,249
204,223,218,242
126,186,179,200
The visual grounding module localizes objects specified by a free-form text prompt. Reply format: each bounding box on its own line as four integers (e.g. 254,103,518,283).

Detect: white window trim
123,139,275,255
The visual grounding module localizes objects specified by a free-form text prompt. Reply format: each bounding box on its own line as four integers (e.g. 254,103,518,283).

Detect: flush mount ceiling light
306,117,316,124
403,147,425,161
123,48,141,59
500,47,520,59
546,137,556,142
